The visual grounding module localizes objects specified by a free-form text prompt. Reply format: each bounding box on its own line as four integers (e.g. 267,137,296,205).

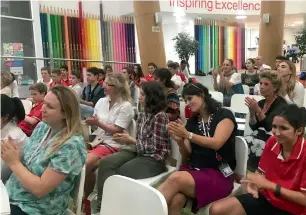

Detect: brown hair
280,60,297,100
260,70,283,94
1,71,13,88
51,69,61,76
29,83,47,95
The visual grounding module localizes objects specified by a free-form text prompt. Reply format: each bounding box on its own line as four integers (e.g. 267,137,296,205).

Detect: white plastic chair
242,85,250,95
100,175,168,215
209,91,224,104
304,89,306,107
21,100,32,115
137,138,181,186
195,136,249,214
180,101,186,123
65,166,86,215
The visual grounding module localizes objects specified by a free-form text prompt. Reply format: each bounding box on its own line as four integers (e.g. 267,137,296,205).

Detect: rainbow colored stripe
195,21,245,73
39,6,136,73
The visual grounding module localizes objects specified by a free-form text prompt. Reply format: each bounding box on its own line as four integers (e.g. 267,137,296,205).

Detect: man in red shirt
50,69,69,88
19,83,47,136
60,65,71,86
145,62,157,82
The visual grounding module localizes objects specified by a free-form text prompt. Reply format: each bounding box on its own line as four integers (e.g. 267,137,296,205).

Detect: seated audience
37,67,52,89
245,70,287,171
83,72,134,198
241,58,259,95
50,69,68,88
18,83,47,137
210,104,306,215
158,82,237,214
60,65,70,86
180,60,190,79
69,70,83,98
133,64,145,87
3,85,86,215
176,62,187,84
121,67,136,103
80,67,105,118
278,60,305,107
1,94,27,182
9,73,19,98
212,59,244,106
168,62,184,90
145,62,157,82
275,55,288,70
1,70,14,97
97,68,105,86
104,65,113,74
255,56,271,71
96,81,171,210
154,68,180,121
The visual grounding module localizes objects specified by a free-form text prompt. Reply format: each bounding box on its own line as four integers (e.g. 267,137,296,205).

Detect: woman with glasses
83,72,134,199
158,82,237,214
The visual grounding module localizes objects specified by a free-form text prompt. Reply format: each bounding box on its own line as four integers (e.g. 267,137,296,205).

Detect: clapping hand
245,97,261,113
112,130,132,144
210,68,218,79
240,173,273,198
167,120,188,140
85,114,99,126
1,136,21,168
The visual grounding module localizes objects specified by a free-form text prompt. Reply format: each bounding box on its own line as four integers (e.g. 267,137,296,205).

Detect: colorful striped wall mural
194,20,245,73
39,5,136,73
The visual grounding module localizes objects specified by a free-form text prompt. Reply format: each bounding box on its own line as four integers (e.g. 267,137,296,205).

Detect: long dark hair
182,82,222,114
142,81,167,115
273,104,306,134
1,94,25,124
134,64,144,79
154,68,174,88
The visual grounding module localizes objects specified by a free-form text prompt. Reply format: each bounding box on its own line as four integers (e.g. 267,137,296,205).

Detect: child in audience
50,69,68,88
180,60,190,79
97,68,105,86
3,85,86,215
210,104,306,215
60,65,70,86
176,62,187,84
212,59,244,106
158,82,237,214
83,72,134,198
95,81,170,211
1,70,14,97
168,62,183,90
245,70,287,171
1,94,27,182
80,67,105,118
133,64,145,87
69,70,83,99
277,60,305,107
37,67,52,89
145,62,157,82
104,65,113,74
18,83,47,136
154,68,180,121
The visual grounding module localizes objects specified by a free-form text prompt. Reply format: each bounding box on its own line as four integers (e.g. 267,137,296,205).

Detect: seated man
80,67,105,118
18,83,47,136
50,68,68,88
60,64,70,86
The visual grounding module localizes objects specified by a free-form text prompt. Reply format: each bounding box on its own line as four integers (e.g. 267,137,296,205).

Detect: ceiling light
236,15,247,20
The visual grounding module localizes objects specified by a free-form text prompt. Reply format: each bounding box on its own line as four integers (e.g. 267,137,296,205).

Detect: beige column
133,0,166,75
258,1,285,67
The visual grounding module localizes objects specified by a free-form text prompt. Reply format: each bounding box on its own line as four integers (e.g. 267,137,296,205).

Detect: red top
63,78,71,86
258,136,306,215
98,80,104,86
177,72,187,83
50,80,69,88
145,74,154,82
18,102,44,136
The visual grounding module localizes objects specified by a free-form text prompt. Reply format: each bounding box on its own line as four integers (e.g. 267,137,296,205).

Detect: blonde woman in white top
37,67,52,89
0,70,14,97
1,94,27,182
69,70,83,98
277,60,305,107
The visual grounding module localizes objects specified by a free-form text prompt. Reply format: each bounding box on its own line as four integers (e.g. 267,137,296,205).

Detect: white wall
162,13,196,74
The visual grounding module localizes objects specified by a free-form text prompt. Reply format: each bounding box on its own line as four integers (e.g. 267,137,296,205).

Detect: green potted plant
172,32,199,74
295,24,306,57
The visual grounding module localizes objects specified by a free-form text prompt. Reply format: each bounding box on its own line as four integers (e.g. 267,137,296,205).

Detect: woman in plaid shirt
95,81,171,210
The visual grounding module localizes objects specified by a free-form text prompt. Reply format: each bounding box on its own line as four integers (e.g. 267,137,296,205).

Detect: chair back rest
21,100,32,115
230,94,263,114
100,175,168,215
170,138,182,169
304,89,306,107
132,87,139,107
70,166,86,215
209,91,223,104
179,101,186,123
242,85,250,95
234,136,248,178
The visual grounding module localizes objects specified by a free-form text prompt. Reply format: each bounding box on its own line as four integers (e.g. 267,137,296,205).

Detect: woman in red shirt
210,104,306,215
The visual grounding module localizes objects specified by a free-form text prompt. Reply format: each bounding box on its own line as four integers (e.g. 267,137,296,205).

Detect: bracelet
274,184,281,197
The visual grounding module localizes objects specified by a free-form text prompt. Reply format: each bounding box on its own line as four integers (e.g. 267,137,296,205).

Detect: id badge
218,163,234,178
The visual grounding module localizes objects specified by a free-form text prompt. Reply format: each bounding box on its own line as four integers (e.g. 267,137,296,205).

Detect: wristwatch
274,184,281,197
188,132,193,140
